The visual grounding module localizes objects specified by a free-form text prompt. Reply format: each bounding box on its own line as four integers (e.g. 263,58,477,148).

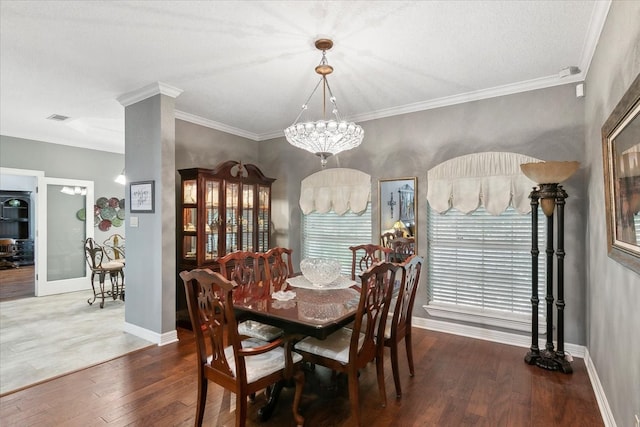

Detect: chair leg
348,370,361,426
292,369,305,427
87,272,98,306
376,353,388,407
390,340,402,397
236,392,247,427
195,376,208,427
405,332,415,376
98,271,107,308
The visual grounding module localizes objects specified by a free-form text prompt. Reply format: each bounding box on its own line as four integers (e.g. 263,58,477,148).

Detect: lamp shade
520,161,580,184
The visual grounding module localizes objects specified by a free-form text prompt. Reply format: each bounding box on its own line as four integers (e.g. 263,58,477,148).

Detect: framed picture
130,180,155,213
602,73,640,274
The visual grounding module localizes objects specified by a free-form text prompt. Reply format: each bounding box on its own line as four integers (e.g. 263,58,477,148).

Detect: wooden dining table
232,275,361,420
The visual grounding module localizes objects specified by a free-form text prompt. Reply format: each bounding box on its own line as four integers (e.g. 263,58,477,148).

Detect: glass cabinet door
257,185,270,252
226,183,239,252
182,178,197,260
242,184,255,252
205,179,220,260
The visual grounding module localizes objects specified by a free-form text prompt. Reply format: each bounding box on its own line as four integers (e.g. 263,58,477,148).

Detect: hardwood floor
0,264,34,300
0,327,603,426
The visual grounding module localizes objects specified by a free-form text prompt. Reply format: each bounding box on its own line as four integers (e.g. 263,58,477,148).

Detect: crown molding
117,82,183,107
579,0,612,78
175,110,260,141
350,73,585,124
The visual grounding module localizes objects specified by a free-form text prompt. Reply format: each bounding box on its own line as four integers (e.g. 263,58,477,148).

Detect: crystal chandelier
284,39,364,168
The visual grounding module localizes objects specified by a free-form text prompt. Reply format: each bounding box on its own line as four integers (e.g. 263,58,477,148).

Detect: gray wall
0,135,125,244
584,1,640,426
260,82,587,345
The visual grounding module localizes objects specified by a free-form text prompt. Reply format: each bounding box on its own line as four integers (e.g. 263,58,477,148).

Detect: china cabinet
0,191,34,265
177,161,274,325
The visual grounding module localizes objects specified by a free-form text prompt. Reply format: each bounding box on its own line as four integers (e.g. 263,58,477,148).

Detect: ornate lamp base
525,349,573,374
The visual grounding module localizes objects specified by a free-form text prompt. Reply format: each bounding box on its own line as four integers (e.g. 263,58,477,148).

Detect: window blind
427,205,546,319
302,204,372,275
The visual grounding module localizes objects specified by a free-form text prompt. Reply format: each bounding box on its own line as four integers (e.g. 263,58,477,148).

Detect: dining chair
0,238,18,269
264,247,294,293
102,234,126,262
84,237,124,308
294,261,399,426
349,244,392,280
180,268,305,427
380,232,396,249
218,251,284,341
384,255,423,397
390,237,415,262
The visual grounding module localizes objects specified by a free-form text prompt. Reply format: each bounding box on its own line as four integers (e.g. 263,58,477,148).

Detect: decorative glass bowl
300,258,341,287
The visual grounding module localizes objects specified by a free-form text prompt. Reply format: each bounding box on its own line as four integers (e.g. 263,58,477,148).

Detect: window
302,203,372,275
426,204,546,331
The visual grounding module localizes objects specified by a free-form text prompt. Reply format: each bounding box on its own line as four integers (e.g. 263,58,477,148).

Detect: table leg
257,379,284,421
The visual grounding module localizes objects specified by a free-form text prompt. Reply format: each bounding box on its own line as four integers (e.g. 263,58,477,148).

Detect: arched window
426,152,546,331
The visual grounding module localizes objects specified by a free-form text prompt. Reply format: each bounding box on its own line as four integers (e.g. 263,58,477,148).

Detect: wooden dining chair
390,237,415,262
294,261,399,426
384,255,423,397
180,268,305,427
218,251,284,341
84,237,124,308
349,244,392,280
380,232,396,249
264,247,294,293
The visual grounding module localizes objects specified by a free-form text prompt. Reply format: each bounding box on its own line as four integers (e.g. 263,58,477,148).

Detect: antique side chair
180,268,304,427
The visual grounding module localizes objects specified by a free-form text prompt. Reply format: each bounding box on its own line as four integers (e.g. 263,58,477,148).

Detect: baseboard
123,321,179,346
412,316,585,358
584,348,617,427
411,316,616,425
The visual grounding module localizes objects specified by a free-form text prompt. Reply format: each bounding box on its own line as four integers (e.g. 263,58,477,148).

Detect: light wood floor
0,327,603,426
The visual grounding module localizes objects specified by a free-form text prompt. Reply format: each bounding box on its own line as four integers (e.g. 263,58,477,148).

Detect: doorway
0,168,94,299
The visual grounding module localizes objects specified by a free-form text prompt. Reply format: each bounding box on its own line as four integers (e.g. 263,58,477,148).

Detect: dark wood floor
0,327,603,426
0,264,34,301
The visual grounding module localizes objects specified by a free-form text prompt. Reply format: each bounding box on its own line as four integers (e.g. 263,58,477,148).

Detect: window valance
427,152,541,215
300,168,371,215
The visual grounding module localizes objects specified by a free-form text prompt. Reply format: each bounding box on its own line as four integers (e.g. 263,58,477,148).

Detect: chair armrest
237,337,284,357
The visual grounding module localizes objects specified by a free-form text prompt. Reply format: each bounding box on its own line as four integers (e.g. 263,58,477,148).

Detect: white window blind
302,203,372,275
426,204,546,323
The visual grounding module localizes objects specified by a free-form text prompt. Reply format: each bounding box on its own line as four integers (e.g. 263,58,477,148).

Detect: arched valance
300,168,371,215
427,152,541,215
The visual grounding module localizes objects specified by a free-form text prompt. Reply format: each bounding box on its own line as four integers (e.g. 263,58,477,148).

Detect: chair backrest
217,250,267,298
264,247,294,293
380,232,396,249
84,238,107,270
103,234,125,260
351,262,399,365
180,268,241,382
391,255,423,336
349,244,392,280
391,237,415,262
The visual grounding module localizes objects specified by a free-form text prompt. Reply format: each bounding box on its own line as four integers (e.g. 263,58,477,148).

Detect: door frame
38,177,94,296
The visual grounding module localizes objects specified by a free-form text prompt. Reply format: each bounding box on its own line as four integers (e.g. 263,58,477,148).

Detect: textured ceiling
0,1,610,154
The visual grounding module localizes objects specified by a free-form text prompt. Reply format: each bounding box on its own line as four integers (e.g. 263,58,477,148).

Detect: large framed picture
130,180,155,213
602,73,640,274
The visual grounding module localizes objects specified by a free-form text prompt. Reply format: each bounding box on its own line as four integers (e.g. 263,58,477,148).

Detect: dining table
232,273,361,420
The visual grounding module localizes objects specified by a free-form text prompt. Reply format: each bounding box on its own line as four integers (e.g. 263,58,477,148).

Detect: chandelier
284,39,364,168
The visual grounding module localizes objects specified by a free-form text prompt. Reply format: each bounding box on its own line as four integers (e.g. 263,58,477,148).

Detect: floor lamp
520,161,580,374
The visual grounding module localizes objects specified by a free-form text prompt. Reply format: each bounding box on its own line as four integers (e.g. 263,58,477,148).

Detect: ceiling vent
46,114,70,122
